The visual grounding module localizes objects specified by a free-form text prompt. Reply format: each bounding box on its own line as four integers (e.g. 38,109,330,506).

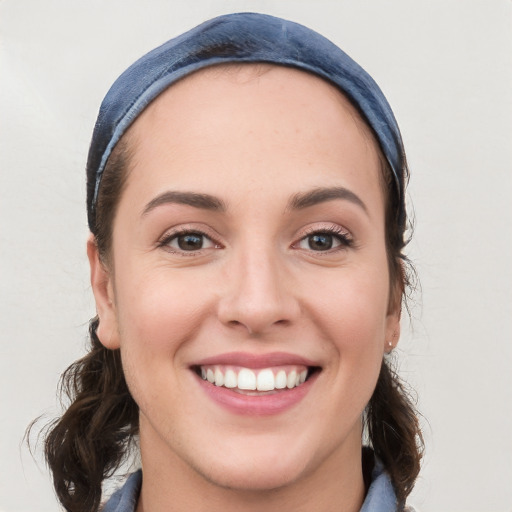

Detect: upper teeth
200,365,308,391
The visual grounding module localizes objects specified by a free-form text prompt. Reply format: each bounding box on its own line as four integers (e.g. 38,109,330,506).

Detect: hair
37,67,423,512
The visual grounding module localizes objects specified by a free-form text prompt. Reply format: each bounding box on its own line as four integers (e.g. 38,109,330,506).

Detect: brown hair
369,149,423,506
36,140,138,512
38,77,422,512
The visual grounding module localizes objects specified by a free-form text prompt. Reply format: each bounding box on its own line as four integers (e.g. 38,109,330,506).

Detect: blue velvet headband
86,12,406,231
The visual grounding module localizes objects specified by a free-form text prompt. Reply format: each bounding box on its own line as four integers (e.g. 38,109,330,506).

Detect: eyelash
158,225,354,255
295,225,354,253
158,228,221,255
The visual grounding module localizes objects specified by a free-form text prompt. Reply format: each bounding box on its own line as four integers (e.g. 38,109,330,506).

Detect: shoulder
101,470,142,512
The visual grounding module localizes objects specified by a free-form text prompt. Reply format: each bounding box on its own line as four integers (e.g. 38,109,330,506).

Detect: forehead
119,63,384,215
129,63,377,149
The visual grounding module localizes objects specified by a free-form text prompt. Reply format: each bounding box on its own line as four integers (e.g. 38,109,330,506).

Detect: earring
387,340,393,351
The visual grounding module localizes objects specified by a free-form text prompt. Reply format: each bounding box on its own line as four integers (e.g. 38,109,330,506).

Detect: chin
196,455,306,492
183,431,324,493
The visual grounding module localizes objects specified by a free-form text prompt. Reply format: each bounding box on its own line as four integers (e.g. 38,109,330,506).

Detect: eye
295,228,353,252
161,230,218,253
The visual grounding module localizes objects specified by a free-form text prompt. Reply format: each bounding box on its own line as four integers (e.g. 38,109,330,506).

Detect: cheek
113,265,215,373
312,265,390,343
305,263,389,397
114,269,210,417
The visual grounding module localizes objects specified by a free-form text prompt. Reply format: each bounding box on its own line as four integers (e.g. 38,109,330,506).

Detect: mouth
189,352,321,415
192,364,321,395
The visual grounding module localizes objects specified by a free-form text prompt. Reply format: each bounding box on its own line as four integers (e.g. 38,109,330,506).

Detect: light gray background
1,1,511,511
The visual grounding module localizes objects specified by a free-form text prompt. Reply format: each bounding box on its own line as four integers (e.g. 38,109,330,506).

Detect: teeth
238,368,257,390
214,368,224,387
199,365,311,392
287,370,297,389
275,370,287,389
224,369,237,388
256,369,275,391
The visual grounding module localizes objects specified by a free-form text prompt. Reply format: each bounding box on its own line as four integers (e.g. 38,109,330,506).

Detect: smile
191,352,321,415
197,365,309,393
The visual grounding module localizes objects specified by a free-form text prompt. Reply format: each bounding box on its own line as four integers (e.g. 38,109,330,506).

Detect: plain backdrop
1,1,511,511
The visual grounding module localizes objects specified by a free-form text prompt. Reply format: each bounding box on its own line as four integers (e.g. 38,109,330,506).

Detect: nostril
224,317,292,336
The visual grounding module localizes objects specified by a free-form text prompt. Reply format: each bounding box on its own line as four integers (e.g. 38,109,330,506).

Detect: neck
136,420,366,512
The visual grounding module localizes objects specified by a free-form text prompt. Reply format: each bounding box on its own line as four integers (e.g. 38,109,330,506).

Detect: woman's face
91,65,400,491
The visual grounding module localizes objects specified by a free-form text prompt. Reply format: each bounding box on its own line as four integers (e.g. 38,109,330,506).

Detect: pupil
178,234,203,250
309,234,332,251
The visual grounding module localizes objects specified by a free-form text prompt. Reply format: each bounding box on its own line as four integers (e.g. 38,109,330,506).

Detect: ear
384,307,401,354
87,234,120,349
384,267,403,353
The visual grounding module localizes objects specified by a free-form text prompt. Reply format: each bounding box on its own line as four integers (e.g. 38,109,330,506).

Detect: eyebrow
142,190,226,216
142,186,367,217
287,186,368,213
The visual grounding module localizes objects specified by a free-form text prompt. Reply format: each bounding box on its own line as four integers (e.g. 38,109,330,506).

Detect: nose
217,247,300,335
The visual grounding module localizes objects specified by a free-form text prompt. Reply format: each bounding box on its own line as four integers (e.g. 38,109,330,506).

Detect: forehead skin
123,63,381,187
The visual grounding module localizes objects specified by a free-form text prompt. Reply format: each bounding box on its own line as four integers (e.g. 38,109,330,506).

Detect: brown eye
177,233,204,251
307,233,334,251
295,229,352,252
163,231,217,252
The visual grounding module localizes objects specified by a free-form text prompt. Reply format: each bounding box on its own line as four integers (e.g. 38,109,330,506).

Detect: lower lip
194,372,318,416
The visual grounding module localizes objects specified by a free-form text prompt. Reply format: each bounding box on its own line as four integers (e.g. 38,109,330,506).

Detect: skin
88,65,401,512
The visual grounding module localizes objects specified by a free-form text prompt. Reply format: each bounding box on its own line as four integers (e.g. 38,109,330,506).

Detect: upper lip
192,351,320,369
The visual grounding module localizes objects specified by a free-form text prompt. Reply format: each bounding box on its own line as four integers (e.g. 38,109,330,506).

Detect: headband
86,12,406,231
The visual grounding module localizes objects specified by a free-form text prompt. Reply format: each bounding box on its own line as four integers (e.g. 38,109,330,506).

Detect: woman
43,12,422,512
